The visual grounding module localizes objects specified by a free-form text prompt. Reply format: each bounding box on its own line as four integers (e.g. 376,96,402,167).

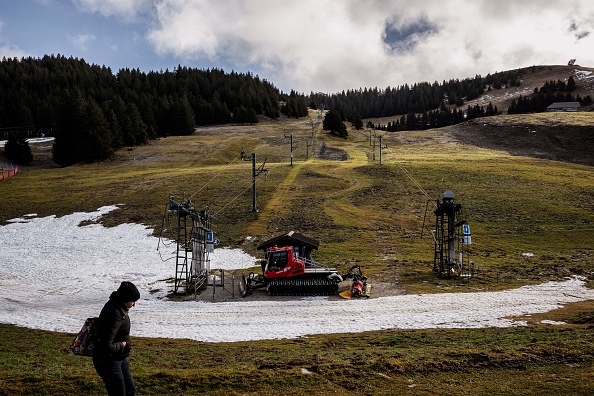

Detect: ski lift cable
392,160,440,246
211,164,287,218
212,183,255,217
204,171,254,216
189,155,242,200
394,160,436,206
156,201,171,252
157,247,177,263
210,173,248,202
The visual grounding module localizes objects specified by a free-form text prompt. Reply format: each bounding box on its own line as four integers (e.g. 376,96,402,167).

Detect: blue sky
1,0,594,93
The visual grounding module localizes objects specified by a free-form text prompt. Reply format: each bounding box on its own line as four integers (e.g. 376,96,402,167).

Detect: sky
1,1,594,93
2,205,594,343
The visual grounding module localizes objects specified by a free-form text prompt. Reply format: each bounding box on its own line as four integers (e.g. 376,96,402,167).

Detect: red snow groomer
239,231,343,296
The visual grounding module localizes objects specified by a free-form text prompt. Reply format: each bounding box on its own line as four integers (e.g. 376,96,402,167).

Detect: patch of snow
575,70,594,80
1,207,594,343
540,320,566,325
0,137,55,148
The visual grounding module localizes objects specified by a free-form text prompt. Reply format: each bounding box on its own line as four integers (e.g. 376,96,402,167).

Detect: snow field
1,206,593,342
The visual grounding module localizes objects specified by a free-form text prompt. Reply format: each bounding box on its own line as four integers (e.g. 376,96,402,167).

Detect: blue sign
462,224,472,244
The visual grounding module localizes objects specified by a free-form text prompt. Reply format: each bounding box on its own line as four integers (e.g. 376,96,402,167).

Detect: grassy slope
1,107,594,394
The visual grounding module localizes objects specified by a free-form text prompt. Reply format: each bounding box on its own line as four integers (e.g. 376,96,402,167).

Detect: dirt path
247,161,303,236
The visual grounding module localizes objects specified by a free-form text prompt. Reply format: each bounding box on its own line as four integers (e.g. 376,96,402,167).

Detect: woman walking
93,281,140,396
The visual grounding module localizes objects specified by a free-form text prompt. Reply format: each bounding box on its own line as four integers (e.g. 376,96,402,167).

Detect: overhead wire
183,154,254,220
212,182,256,217
212,160,290,218
388,151,440,247
394,159,436,206
188,155,243,200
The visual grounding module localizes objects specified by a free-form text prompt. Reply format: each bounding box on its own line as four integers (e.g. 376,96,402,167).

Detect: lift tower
432,190,470,277
168,196,213,293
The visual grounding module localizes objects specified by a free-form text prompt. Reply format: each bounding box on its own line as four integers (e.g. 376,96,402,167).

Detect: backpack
70,317,99,357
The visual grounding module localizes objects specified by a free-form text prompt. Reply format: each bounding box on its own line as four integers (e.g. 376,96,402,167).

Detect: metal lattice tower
432,190,470,277
168,196,213,293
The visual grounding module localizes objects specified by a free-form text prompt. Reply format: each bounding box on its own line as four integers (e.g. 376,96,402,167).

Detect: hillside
464,64,594,112
1,87,594,395
1,65,593,294
365,64,594,126
2,106,593,280
445,113,594,166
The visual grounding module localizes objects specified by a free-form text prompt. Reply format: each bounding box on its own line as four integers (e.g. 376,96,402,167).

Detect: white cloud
72,0,153,20
0,19,29,60
70,33,97,51
139,0,594,93
0,45,29,60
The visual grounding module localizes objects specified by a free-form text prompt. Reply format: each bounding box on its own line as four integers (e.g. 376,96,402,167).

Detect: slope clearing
1,109,594,395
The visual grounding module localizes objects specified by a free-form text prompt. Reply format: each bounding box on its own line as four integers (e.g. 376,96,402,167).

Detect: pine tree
171,96,195,135
323,109,348,138
351,113,363,130
567,76,576,91
4,132,33,164
53,92,112,165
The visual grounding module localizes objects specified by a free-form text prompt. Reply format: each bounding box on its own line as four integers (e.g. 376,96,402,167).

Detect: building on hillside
546,102,580,112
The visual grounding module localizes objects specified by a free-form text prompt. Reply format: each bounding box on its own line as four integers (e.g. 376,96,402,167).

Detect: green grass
2,315,594,395
1,112,594,394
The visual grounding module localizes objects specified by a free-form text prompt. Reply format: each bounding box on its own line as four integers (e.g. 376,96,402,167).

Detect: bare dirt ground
178,272,400,303
444,115,594,166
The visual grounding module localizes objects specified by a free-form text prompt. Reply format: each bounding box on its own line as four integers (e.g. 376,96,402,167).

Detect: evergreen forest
0,55,299,165
1,57,592,166
311,66,592,132
309,68,524,130
507,77,591,113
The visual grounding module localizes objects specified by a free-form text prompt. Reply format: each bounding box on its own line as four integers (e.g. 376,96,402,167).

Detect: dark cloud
576,30,590,40
567,20,591,41
383,15,437,53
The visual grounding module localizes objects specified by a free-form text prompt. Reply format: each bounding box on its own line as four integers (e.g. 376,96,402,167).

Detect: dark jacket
94,291,132,361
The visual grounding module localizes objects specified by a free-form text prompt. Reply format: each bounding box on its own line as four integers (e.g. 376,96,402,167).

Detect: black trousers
93,357,136,396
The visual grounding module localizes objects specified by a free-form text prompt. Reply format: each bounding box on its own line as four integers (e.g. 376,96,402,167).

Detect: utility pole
251,153,268,212
284,134,299,166
378,135,383,165
375,135,387,165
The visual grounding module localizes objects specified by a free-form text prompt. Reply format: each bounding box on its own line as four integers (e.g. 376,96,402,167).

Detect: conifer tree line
507,77,592,113
372,101,500,132
309,68,524,126
309,66,591,132
3,56,592,166
0,55,286,165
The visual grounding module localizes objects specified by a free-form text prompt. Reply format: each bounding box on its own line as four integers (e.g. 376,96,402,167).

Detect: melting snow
1,206,593,343
0,137,55,148
575,70,594,80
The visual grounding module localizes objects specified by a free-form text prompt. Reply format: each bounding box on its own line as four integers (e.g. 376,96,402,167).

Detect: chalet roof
256,231,320,251
546,102,580,111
